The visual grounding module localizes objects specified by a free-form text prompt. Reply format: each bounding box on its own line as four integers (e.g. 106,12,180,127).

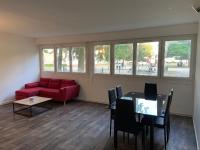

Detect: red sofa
15,78,80,104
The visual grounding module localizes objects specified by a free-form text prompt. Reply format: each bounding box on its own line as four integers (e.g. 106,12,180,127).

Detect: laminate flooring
0,101,197,150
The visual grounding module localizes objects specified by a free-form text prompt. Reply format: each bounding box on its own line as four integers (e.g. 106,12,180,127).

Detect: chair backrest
108,89,116,108
169,88,174,106
144,83,157,100
115,98,136,132
116,86,123,99
164,91,173,119
170,88,174,96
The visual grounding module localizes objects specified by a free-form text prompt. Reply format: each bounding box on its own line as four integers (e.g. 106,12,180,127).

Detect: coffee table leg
13,103,15,113
30,106,32,117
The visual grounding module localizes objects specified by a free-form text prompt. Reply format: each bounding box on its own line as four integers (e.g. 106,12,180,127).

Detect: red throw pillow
48,79,61,89
39,78,50,87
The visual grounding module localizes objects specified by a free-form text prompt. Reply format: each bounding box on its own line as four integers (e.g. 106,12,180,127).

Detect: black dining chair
114,98,145,150
108,89,117,136
166,88,174,141
141,91,173,150
116,85,129,142
116,86,123,99
144,83,157,100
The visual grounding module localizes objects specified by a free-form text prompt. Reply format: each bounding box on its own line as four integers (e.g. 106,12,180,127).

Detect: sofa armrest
60,85,80,100
25,82,40,89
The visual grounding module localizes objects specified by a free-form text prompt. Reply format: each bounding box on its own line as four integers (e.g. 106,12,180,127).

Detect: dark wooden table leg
150,124,154,150
30,106,33,117
12,103,15,113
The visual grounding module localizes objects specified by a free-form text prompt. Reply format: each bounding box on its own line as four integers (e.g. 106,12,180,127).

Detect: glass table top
112,92,168,117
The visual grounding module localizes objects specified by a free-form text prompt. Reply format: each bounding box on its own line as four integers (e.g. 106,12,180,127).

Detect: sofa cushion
15,87,42,97
39,88,60,99
39,78,50,87
48,79,61,89
60,80,76,88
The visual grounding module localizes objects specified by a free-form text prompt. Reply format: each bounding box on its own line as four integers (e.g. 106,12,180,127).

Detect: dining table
111,91,168,150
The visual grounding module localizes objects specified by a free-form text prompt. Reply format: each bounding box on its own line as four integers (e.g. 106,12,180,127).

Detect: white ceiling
0,0,198,38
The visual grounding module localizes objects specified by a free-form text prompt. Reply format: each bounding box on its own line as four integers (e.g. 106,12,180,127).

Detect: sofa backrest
39,78,50,87
39,78,76,89
48,79,61,89
60,79,76,88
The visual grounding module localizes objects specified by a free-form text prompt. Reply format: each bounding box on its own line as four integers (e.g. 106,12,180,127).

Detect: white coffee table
13,96,52,117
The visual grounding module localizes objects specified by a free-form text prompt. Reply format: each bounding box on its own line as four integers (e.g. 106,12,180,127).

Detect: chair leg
127,133,129,144
114,130,118,149
110,118,112,137
123,132,125,143
145,126,149,136
164,127,167,150
135,135,137,150
142,130,145,150
167,119,170,142
167,125,169,142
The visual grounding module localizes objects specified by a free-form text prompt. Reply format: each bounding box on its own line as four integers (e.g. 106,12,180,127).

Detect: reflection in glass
135,98,157,116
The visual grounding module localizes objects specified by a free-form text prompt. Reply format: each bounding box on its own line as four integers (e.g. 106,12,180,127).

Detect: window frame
134,38,161,78
56,47,71,73
40,47,56,72
92,42,112,75
71,46,86,73
161,35,196,80
112,40,134,76
39,34,196,80
40,44,87,74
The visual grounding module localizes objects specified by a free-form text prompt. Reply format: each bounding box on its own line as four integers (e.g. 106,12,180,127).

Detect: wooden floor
0,101,197,150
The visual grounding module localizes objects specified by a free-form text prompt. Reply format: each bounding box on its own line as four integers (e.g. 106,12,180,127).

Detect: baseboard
193,119,199,150
171,112,192,118
76,99,108,105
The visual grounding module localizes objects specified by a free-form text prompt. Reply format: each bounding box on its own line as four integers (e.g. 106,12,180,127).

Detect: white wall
194,21,200,150
37,23,198,116
0,32,40,104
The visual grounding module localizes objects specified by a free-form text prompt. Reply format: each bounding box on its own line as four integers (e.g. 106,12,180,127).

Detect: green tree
114,44,133,61
57,48,69,71
72,47,85,72
57,47,85,72
166,41,190,59
137,43,153,61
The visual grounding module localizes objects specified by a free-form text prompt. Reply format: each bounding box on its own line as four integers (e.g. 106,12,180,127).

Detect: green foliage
166,41,191,59
114,44,133,61
137,43,153,61
72,47,85,72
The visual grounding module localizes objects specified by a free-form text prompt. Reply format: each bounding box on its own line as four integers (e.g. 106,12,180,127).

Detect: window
57,48,70,72
164,40,191,78
114,43,133,75
42,48,54,71
94,45,110,74
136,41,159,76
71,47,86,73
